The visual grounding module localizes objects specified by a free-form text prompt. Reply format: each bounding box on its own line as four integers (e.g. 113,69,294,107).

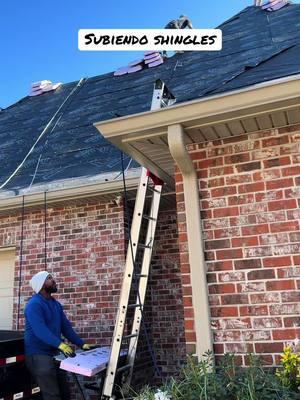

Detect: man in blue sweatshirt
25,271,92,400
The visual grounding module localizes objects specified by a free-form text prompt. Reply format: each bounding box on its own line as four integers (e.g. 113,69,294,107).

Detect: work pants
26,355,70,400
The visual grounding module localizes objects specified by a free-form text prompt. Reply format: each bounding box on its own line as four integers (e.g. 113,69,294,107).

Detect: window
0,248,16,329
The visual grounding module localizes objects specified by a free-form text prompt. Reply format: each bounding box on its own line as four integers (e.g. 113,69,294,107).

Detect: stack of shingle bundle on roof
29,80,62,96
261,0,289,11
114,51,163,76
144,51,164,67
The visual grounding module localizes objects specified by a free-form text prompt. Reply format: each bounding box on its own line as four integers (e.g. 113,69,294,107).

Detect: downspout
168,123,213,360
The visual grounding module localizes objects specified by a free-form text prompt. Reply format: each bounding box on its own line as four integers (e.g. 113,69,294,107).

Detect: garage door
0,249,15,329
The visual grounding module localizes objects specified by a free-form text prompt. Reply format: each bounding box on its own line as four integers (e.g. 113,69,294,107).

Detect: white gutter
168,124,213,360
0,176,140,212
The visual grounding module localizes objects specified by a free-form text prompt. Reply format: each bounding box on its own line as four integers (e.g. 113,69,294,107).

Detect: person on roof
164,15,193,30
163,15,193,57
25,271,92,400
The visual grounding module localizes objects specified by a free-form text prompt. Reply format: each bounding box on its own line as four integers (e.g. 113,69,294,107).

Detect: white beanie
30,271,50,293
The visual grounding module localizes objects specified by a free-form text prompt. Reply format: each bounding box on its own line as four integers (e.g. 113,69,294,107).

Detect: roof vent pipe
254,0,263,5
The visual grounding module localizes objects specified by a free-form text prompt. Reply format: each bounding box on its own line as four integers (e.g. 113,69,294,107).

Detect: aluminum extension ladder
101,80,175,400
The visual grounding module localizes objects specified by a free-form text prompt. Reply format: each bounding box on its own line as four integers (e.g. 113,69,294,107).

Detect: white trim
0,175,140,212
0,246,15,252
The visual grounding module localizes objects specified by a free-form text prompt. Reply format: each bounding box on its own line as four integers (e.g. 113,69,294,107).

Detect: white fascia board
0,171,141,212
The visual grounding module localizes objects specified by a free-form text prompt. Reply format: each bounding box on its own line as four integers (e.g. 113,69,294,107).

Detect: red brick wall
149,209,186,378
175,125,300,365
4,198,126,344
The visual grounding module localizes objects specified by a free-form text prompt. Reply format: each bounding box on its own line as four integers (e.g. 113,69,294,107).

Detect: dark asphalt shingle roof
1,4,300,191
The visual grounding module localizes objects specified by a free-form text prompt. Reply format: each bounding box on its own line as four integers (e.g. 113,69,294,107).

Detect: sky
0,1,298,108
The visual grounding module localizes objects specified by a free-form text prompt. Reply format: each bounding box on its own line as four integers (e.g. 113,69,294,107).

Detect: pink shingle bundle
261,0,289,11
144,51,164,68
114,51,163,76
113,67,130,76
29,80,62,97
59,347,126,377
114,58,144,76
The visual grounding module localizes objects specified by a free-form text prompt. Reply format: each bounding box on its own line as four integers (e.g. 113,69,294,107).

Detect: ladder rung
134,274,148,278
84,383,100,392
127,303,141,309
117,364,132,373
148,186,161,194
138,243,152,249
123,334,138,340
143,215,157,221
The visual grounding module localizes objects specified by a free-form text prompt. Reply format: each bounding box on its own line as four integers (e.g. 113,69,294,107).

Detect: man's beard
45,285,58,294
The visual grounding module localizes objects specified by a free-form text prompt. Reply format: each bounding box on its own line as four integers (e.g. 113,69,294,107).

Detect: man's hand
82,344,92,351
58,343,75,357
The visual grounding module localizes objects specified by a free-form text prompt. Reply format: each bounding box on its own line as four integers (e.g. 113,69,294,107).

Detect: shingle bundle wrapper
114,51,163,76
127,59,144,73
114,59,144,76
29,80,62,96
113,67,130,76
59,347,127,377
144,51,164,67
262,0,289,11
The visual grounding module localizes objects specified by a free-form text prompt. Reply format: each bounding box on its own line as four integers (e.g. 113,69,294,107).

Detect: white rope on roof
0,78,86,190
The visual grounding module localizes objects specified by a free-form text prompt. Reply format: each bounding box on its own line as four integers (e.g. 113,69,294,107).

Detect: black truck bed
0,330,40,399
0,330,24,359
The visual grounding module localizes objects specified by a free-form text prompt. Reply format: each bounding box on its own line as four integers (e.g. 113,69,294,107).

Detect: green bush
131,351,299,400
276,345,300,392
